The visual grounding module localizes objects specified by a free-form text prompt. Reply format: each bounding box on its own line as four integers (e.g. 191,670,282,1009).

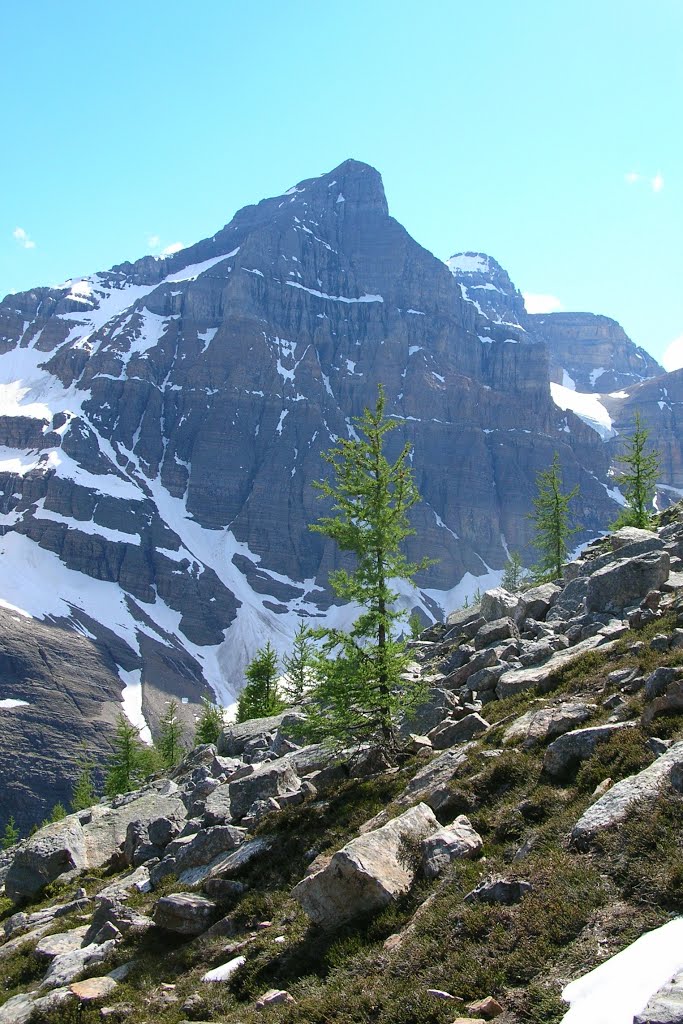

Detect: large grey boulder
153,893,218,935
518,583,561,621
571,741,683,848
399,687,461,737
228,761,302,820
421,816,482,878
428,713,489,750
543,722,637,778
503,702,597,749
586,551,670,613
292,803,438,928
444,648,499,689
4,819,88,905
473,617,519,650
5,785,187,902
480,589,523,624
546,576,590,622
217,711,302,757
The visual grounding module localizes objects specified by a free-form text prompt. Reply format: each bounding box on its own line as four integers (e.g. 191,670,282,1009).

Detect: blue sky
2,0,681,365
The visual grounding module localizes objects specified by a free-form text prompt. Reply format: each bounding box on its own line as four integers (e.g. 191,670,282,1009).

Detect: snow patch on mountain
550,382,616,440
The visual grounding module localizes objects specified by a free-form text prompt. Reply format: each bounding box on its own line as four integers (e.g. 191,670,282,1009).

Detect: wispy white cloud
13,226,35,250
662,332,683,372
160,242,184,256
523,292,564,315
147,234,161,249
624,170,664,193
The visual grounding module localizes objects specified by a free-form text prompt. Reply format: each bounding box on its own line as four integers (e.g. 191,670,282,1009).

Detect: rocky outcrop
5,783,186,903
528,312,661,393
292,803,438,928
571,740,683,847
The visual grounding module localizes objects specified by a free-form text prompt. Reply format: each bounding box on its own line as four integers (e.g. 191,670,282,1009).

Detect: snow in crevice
198,327,218,353
432,508,459,540
286,282,383,303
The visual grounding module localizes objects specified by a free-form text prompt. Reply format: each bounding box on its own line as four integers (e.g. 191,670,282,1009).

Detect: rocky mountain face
529,312,661,393
2,510,683,1023
0,158,680,825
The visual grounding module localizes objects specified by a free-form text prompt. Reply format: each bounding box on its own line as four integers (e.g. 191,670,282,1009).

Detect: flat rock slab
34,925,89,960
204,836,274,881
0,986,73,1024
496,636,619,700
571,740,683,848
69,975,118,1001
292,803,438,929
503,702,597,749
41,939,117,990
543,722,637,778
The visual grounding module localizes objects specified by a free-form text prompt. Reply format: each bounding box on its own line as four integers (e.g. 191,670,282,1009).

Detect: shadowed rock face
0,158,677,824
528,312,661,393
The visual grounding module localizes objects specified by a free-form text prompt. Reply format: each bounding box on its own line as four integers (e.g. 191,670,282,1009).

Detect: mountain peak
284,158,388,217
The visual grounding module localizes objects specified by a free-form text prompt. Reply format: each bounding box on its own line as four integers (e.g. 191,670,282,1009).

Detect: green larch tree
530,451,580,581
105,714,159,798
1,817,19,850
158,699,185,768
611,411,661,530
194,697,225,746
301,384,433,751
281,620,316,704
236,641,283,723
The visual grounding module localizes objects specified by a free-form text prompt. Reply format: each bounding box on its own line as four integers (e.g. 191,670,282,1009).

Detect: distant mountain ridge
0,158,680,822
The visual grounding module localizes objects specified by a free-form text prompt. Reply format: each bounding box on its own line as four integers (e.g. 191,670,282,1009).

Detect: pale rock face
5,785,187,903
571,740,683,848
292,803,439,928
421,816,483,878
543,723,638,779
503,702,597,749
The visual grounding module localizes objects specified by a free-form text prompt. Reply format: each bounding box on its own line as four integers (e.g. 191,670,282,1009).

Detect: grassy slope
2,615,683,1024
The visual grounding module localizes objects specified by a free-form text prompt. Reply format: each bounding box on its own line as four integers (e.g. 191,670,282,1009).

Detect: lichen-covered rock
292,803,438,928
586,552,670,613
571,741,683,848
421,816,483,878
153,893,218,935
503,702,597,749
543,722,637,778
